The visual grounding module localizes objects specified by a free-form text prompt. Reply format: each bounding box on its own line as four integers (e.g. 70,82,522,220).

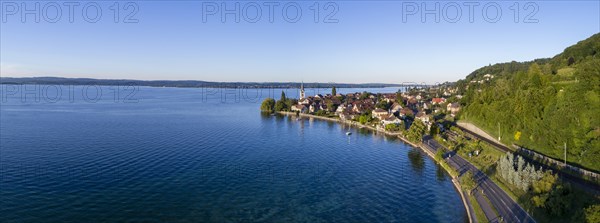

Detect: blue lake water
0,85,466,222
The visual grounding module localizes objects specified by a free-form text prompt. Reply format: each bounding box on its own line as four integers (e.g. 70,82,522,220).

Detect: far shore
0,77,409,89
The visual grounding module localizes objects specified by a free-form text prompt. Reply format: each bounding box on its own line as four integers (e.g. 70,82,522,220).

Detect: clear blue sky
1,1,599,84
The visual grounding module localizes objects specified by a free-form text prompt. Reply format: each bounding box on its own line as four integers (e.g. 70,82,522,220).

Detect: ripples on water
0,86,466,222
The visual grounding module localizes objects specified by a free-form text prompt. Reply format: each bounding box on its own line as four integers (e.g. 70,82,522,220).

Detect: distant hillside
0,77,403,89
456,33,600,172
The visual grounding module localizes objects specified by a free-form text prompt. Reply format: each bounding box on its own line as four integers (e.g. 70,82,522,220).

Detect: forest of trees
497,153,545,191
457,33,600,172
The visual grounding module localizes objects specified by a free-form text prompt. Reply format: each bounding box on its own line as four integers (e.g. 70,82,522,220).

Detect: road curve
422,136,536,223
455,125,600,195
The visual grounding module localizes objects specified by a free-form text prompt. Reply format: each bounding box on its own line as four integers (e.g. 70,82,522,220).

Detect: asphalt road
472,187,500,223
455,125,600,195
422,136,536,223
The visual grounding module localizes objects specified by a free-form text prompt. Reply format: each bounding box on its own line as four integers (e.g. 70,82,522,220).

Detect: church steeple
300,81,305,99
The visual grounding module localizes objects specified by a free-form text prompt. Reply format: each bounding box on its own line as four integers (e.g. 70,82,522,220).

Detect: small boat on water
346,132,352,135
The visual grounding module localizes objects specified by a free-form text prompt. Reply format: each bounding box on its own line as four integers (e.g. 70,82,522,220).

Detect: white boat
346,132,352,135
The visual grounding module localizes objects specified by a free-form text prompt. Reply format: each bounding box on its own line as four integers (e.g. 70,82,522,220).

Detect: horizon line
0,76,451,86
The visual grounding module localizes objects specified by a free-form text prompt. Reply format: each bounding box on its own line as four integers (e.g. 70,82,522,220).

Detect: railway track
451,125,600,194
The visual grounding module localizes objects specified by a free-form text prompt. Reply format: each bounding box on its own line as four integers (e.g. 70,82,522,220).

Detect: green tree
332,86,337,96
385,123,401,131
430,123,440,136
532,171,558,208
326,100,336,112
280,91,287,102
285,98,297,110
567,56,575,66
585,205,600,223
359,91,370,100
406,120,427,143
275,100,287,112
460,171,477,194
260,98,276,112
545,183,573,216
358,114,372,124
497,153,545,191
315,110,327,116
376,101,391,110
435,148,444,161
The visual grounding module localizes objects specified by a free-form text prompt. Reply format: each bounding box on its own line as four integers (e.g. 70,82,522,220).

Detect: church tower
300,82,305,100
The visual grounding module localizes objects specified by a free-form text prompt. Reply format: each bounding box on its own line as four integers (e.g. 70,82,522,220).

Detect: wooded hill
455,33,600,172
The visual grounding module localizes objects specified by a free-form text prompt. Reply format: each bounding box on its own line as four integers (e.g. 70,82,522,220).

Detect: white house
372,108,389,119
291,104,307,113
335,104,352,114
381,115,402,126
447,103,461,116
389,103,403,114
299,98,311,105
415,111,430,124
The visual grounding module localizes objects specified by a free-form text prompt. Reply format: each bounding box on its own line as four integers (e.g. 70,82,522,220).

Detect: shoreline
0,80,404,89
276,111,475,223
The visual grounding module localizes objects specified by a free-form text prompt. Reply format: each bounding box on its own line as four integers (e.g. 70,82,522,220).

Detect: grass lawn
557,67,575,77
460,145,503,171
